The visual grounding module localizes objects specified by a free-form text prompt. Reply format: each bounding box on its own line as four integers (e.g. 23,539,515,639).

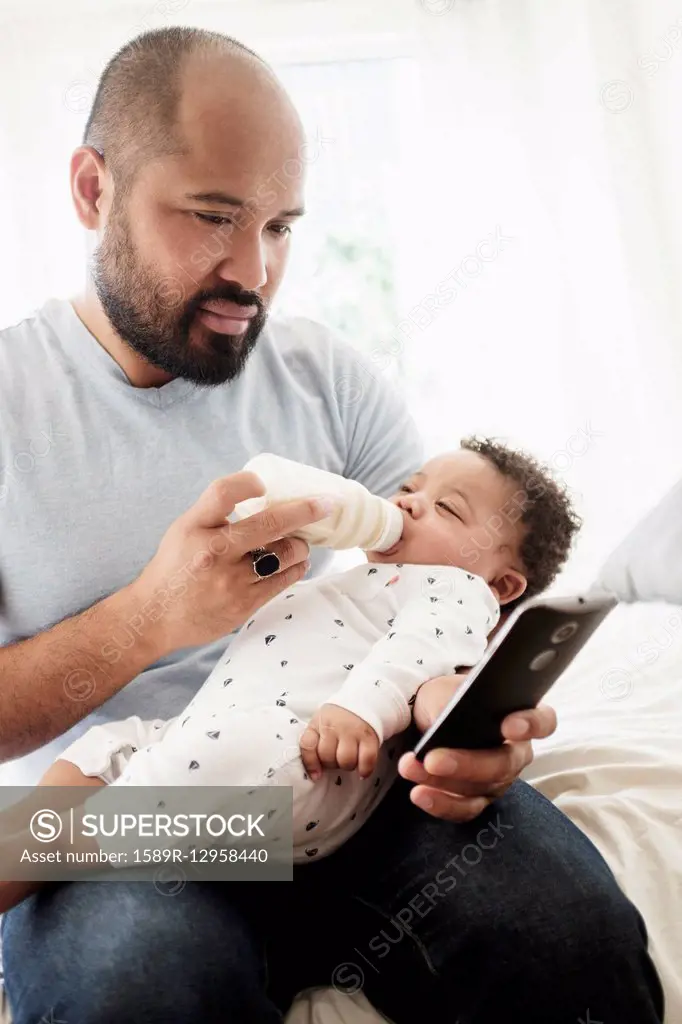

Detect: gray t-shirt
0,298,423,785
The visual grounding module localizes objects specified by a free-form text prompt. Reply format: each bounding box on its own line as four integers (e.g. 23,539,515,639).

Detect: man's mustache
189,288,266,314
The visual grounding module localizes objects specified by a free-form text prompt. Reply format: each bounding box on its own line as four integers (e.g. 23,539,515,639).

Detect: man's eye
193,212,233,227
269,223,292,237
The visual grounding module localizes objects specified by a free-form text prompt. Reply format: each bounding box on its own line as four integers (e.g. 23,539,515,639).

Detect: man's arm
0,475,334,762
0,583,160,761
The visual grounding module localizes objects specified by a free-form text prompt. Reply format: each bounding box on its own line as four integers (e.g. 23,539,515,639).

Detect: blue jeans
1,778,665,1023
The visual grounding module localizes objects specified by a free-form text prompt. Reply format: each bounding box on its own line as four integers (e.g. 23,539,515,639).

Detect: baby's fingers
299,725,323,782
317,727,340,771
358,738,379,780
336,735,360,772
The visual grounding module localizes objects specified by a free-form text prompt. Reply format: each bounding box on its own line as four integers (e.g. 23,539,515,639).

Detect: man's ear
493,569,527,606
71,146,109,230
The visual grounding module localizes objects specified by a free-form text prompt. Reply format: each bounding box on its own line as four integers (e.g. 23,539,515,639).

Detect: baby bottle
231,452,404,552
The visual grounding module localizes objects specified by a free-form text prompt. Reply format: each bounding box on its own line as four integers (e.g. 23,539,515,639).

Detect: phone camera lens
551,622,579,644
529,649,557,671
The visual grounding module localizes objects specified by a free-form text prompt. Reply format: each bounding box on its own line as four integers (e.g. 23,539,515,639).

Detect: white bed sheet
285,601,682,1024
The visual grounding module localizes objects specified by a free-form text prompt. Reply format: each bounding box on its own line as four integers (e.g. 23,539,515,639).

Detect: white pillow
594,477,682,605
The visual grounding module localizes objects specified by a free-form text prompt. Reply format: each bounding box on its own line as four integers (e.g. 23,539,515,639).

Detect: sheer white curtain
396,0,682,587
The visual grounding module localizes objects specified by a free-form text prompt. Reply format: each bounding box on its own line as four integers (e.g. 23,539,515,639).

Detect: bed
0,601,679,1023
284,599,682,1024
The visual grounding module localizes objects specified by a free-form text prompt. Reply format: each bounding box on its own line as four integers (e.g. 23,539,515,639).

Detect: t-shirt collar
42,297,201,407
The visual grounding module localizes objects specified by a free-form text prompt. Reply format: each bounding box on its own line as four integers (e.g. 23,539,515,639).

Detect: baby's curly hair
460,436,582,610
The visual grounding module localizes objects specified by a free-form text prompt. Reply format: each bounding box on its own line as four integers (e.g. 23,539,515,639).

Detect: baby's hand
299,705,380,782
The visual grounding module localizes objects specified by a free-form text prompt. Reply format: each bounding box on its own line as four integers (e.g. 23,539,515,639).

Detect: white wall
0,0,417,321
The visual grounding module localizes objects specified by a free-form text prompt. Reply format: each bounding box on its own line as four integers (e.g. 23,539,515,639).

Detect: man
0,26,664,1024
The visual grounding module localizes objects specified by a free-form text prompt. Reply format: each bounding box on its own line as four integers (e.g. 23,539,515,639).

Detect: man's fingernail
511,719,530,738
438,754,458,773
314,496,338,516
414,791,434,810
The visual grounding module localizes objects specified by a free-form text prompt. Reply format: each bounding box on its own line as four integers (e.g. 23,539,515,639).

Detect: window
273,55,421,392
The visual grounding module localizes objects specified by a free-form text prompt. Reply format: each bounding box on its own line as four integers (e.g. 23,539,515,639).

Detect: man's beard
91,207,267,386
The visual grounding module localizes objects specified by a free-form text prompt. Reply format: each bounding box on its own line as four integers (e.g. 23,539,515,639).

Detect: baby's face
367,450,528,605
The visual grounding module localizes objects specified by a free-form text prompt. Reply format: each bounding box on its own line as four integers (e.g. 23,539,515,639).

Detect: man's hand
1,474,338,764
398,673,557,822
129,473,336,658
300,705,380,782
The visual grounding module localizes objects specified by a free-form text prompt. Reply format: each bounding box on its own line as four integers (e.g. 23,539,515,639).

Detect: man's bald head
82,26,283,198
77,26,308,387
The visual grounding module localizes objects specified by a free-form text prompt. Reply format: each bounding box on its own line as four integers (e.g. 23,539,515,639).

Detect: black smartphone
412,590,618,760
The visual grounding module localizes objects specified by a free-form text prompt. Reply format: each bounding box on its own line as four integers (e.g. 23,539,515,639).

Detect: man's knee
440,852,664,1021
2,881,278,1024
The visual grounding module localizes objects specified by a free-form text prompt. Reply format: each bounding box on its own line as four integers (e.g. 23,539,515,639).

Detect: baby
0,436,579,885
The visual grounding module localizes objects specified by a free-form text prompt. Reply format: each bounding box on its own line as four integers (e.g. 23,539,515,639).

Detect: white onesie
61,562,500,863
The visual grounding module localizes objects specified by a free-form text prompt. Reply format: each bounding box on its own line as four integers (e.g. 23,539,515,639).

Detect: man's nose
215,233,267,293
